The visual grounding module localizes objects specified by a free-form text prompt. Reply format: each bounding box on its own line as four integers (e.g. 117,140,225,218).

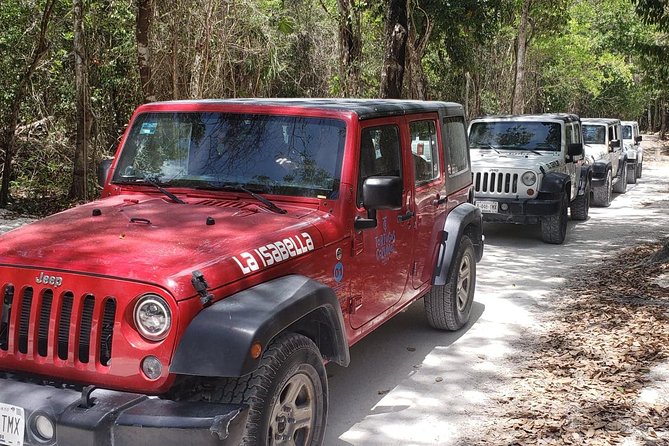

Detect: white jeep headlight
521,171,537,186
134,294,172,341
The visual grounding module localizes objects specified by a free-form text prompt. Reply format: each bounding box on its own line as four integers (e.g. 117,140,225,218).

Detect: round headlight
133,294,171,341
521,171,537,186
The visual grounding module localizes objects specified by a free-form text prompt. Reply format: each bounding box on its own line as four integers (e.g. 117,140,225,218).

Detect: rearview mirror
567,143,584,158
354,176,402,230
97,158,113,187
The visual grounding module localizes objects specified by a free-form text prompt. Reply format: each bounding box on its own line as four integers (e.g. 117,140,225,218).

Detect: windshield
582,125,606,144
622,125,632,140
112,112,347,198
469,121,561,152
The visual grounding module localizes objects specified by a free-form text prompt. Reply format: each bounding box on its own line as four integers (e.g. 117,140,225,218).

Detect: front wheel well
283,307,341,363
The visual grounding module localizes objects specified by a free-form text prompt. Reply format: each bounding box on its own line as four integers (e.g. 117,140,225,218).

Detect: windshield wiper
474,144,500,154
201,183,287,214
118,176,185,204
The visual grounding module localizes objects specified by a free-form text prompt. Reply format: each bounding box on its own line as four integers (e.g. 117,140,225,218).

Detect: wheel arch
538,171,570,198
170,275,350,378
432,203,483,287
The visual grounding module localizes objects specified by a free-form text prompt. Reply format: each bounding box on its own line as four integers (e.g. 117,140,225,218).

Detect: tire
627,162,637,184
570,179,590,221
212,333,327,446
541,193,568,244
637,162,643,178
424,235,476,331
592,170,612,207
613,162,627,194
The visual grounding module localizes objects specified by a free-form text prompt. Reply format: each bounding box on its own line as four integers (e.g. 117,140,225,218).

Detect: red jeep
0,99,483,446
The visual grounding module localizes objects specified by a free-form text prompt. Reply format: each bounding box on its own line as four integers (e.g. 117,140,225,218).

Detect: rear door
407,113,444,290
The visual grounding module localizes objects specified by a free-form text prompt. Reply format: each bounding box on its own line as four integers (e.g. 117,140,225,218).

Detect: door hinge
349,295,362,314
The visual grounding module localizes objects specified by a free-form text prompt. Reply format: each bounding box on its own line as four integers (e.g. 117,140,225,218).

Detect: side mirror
97,158,113,187
635,135,642,143
354,176,402,230
567,143,584,158
609,139,620,149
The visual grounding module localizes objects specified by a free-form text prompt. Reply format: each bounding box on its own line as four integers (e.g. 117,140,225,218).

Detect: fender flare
577,165,592,196
538,171,570,197
432,203,483,286
616,156,628,177
591,160,611,180
170,275,350,378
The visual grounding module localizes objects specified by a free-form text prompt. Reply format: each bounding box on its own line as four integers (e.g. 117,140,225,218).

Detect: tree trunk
379,0,408,99
661,99,667,140
511,0,531,114
137,0,156,103
337,0,362,97
0,0,56,208
405,1,432,100
69,0,93,201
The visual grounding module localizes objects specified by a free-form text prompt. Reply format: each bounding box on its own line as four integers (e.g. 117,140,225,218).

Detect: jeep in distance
621,120,643,183
468,114,592,244
0,99,483,446
582,118,628,207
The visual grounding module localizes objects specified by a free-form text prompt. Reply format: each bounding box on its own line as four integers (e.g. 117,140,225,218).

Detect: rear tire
541,193,568,244
613,162,627,194
211,333,327,446
592,170,612,207
424,235,476,331
627,163,637,184
570,180,590,221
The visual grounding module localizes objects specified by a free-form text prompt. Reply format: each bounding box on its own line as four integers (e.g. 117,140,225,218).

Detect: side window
608,126,615,141
443,116,469,175
573,123,581,143
565,123,573,144
358,125,401,205
409,120,439,184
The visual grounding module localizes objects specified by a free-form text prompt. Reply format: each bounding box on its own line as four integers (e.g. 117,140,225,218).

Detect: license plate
0,403,24,446
476,200,498,213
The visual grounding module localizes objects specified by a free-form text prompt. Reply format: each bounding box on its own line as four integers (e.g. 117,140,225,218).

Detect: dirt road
325,138,669,445
1,138,667,445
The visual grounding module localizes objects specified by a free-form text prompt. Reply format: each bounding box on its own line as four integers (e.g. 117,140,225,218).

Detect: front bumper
0,377,248,446
477,197,560,224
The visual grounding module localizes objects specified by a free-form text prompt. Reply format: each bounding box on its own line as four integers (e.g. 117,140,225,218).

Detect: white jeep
468,114,592,244
582,118,628,207
622,120,643,183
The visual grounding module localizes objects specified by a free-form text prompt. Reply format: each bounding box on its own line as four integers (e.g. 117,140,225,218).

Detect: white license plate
476,200,499,213
0,403,24,446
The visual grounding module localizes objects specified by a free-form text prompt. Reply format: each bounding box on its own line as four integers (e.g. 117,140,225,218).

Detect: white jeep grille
474,171,519,194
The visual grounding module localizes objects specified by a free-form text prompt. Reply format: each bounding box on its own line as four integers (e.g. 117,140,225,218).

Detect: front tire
570,180,590,221
592,170,612,207
541,193,568,244
637,162,643,178
613,162,627,193
424,235,476,331
627,162,637,184
215,333,327,446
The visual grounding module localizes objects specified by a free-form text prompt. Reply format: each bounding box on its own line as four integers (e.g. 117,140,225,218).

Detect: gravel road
1,138,667,445
325,139,669,445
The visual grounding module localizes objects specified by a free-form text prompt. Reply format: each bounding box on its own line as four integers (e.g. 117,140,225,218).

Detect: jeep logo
35,272,63,287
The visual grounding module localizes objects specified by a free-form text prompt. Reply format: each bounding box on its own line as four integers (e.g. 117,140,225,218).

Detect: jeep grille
474,171,519,194
0,283,116,367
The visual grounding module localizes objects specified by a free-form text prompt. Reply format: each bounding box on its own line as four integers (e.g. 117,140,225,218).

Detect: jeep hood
0,195,329,299
471,150,562,171
584,143,608,163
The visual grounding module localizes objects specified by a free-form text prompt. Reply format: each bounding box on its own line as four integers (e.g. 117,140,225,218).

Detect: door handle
432,195,447,206
397,210,415,222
